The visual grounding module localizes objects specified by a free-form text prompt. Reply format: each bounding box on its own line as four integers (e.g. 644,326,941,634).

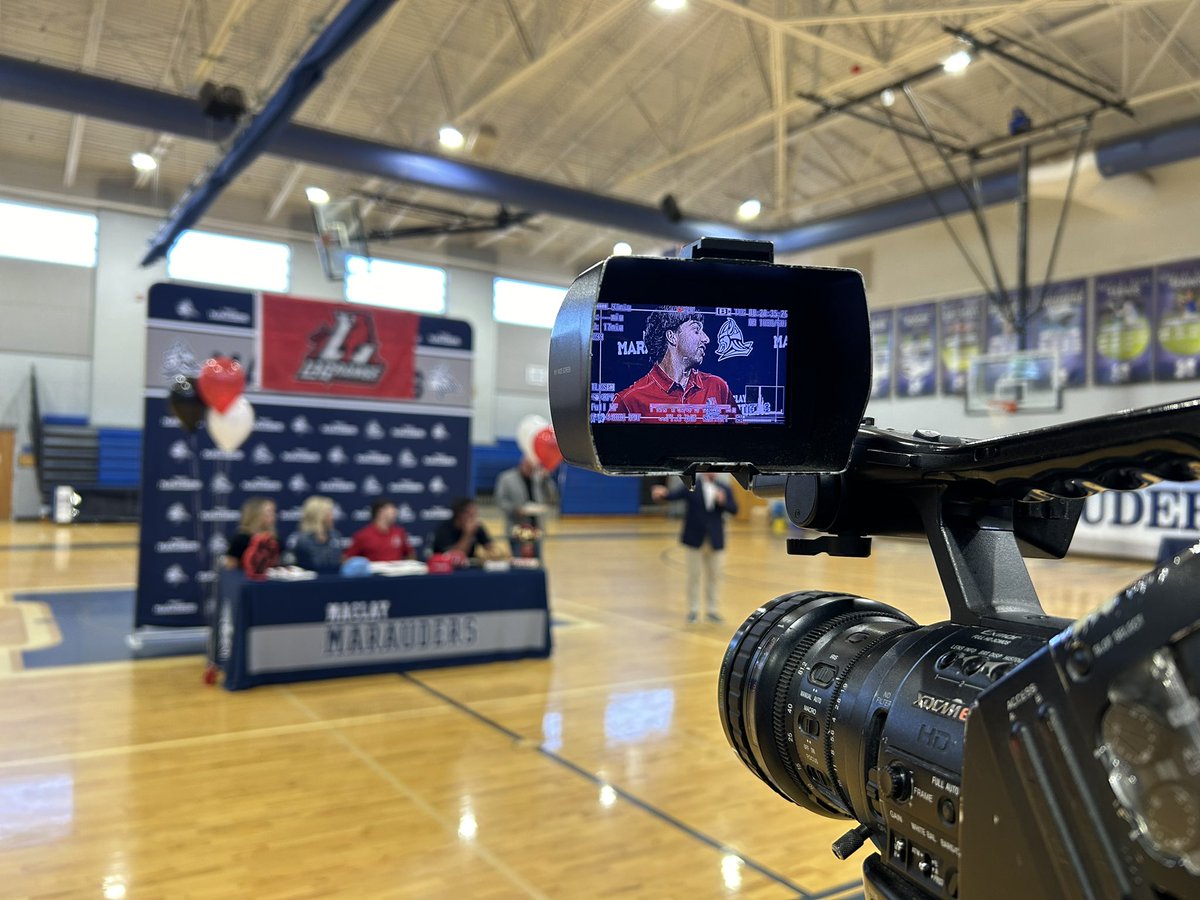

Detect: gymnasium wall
793,154,1200,439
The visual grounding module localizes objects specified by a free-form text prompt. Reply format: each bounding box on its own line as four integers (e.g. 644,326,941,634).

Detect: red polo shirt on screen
607,363,738,423
345,524,412,561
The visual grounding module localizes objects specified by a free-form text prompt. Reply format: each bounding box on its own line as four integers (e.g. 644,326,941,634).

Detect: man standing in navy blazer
652,472,738,624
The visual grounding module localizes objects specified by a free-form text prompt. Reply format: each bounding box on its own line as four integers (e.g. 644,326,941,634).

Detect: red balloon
196,357,246,413
533,426,564,471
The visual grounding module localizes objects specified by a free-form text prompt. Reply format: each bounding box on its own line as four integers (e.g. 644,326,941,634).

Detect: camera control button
961,655,984,675
939,797,957,825
846,630,871,644
809,663,838,687
881,762,912,802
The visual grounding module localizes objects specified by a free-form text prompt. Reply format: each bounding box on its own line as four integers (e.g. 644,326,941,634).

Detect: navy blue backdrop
136,283,472,629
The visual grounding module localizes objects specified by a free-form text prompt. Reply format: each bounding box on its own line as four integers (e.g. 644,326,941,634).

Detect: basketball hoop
986,398,1020,416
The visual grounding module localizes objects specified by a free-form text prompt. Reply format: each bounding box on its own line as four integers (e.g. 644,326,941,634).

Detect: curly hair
643,309,704,363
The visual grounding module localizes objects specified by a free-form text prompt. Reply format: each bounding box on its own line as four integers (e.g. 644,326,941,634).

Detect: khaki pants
685,544,723,616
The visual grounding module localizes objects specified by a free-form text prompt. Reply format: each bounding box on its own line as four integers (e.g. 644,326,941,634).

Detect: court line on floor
403,672,815,899
279,686,549,900
0,541,139,552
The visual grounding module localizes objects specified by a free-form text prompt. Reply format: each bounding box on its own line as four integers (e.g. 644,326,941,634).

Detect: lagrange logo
318,478,357,494
158,475,202,492
320,421,359,437
200,509,240,523
354,450,392,466
203,448,243,461
392,424,427,440
281,448,321,464
913,692,971,722
255,416,286,433
298,311,387,385
156,538,200,554
153,599,199,616
423,452,457,468
388,479,425,494
420,506,453,521
240,477,282,492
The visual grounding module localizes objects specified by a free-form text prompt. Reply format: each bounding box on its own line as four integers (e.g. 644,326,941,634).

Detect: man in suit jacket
494,457,557,557
652,472,738,624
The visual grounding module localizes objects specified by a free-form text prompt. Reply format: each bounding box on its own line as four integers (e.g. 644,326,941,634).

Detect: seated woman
223,496,278,572
290,496,343,573
431,498,506,560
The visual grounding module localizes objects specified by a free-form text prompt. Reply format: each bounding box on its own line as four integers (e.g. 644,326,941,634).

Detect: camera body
549,239,1200,899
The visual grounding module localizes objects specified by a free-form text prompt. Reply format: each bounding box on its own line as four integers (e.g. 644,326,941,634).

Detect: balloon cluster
515,414,564,471
167,357,255,451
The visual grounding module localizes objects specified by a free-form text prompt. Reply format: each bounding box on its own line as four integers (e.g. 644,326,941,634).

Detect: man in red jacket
345,499,413,562
607,309,738,423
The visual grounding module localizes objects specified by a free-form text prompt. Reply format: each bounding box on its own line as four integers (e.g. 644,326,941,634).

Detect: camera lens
719,591,917,819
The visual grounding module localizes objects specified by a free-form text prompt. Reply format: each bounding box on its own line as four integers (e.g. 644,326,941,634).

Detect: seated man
431,498,504,560
344,499,413,562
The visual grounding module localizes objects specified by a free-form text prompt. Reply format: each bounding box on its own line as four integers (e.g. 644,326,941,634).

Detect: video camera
548,238,1200,899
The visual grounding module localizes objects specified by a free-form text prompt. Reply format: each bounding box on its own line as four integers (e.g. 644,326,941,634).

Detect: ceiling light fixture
439,125,466,149
942,49,972,74
305,186,330,205
737,199,762,221
130,152,158,172
880,88,896,108
612,241,633,256
653,0,686,10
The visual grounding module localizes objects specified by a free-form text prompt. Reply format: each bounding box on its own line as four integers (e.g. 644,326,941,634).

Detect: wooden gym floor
0,516,1151,899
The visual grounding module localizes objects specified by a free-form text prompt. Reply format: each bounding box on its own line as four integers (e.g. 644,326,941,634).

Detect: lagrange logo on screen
298,311,386,385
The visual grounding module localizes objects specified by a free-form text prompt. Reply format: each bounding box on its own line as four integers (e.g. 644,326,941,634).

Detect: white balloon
206,396,255,451
515,414,549,460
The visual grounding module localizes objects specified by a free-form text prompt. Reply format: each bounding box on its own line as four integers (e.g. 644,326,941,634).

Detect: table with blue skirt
215,568,551,691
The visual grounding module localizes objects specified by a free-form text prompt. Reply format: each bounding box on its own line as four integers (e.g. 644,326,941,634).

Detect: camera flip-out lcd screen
590,304,788,426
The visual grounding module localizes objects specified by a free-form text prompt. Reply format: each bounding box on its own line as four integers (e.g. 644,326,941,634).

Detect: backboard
311,198,368,281
965,349,1063,416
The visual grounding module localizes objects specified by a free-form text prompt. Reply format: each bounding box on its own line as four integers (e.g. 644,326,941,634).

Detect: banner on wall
938,295,985,395
137,284,474,630
869,309,893,400
1093,268,1154,386
895,303,937,398
1073,481,1200,560
1031,279,1088,387
1154,259,1200,381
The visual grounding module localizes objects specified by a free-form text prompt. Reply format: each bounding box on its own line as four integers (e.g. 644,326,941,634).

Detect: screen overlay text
591,303,787,425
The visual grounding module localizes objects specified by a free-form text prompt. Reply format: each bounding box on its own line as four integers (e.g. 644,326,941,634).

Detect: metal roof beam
62,0,108,188
141,0,400,265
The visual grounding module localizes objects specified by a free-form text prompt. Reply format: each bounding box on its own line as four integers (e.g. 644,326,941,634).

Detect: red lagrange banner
260,294,419,399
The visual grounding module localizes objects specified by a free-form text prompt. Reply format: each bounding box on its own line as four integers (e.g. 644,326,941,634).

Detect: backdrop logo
421,506,453,521
291,416,313,434
240,477,282,492
388,479,425,494
157,538,200,554
398,449,419,469
209,534,229,556
251,443,275,465
298,311,387,385
158,475,202,491
317,477,357,494
397,503,416,523
423,452,457,467
211,473,234,494
354,450,392,466
162,340,200,379
365,420,385,439
281,448,321,464
175,299,200,319
255,416,286,433
392,424,427,440
427,364,463,397
166,502,191,523
327,446,349,465
362,476,383,495
715,317,754,361
431,423,450,441
429,476,448,494
288,473,311,493
169,440,192,461
164,565,189,585
321,421,359,437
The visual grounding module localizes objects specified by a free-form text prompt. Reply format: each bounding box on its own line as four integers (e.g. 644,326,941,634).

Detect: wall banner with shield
938,295,986,396
1154,259,1200,382
1093,268,1154,386
869,308,894,400
895,302,938,398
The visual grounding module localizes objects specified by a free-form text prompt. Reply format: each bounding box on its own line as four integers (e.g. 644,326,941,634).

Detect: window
493,278,567,328
0,200,97,267
344,255,446,313
166,230,291,292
